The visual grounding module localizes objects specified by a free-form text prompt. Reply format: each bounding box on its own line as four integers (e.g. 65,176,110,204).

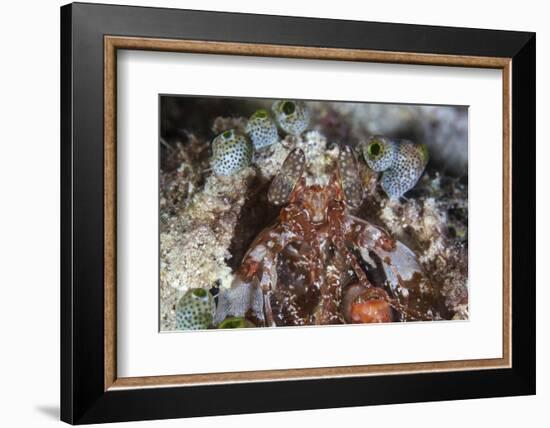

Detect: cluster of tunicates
210,100,310,176
362,135,429,199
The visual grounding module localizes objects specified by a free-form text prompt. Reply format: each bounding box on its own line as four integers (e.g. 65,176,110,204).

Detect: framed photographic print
60,2,535,424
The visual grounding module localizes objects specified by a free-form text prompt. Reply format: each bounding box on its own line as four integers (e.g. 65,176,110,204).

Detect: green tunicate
362,136,396,172
362,136,428,199
380,141,428,199
245,110,279,149
272,100,310,136
211,129,253,176
175,287,215,330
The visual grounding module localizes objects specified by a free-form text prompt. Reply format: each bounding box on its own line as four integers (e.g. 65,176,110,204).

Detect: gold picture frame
104,36,512,391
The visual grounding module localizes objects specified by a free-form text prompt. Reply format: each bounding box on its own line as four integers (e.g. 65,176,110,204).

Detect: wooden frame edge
104,37,117,390
109,357,508,390
502,61,513,370
105,36,511,67
103,35,513,391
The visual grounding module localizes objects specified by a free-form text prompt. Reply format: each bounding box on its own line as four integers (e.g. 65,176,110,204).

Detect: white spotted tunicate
211,129,253,176
362,136,397,172
245,109,279,149
272,100,310,136
380,142,429,199
175,288,215,330
362,136,428,199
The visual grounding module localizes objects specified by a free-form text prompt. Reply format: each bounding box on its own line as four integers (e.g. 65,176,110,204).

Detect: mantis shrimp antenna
267,148,306,206
337,145,363,208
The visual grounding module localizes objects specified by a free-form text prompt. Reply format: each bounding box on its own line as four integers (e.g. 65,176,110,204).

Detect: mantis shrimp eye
268,148,306,206
362,136,397,172
337,145,363,208
272,100,310,136
175,288,215,330
245,109,279,149
211,129,253,176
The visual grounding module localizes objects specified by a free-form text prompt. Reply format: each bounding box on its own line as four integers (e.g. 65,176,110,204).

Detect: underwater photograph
159,96,469,331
